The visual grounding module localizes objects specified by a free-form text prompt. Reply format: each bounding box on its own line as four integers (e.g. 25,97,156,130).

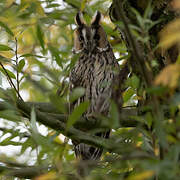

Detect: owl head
73,11,109,53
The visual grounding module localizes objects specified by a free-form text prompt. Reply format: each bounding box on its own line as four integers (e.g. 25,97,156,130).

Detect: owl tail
74,131,110,176
74,131,110,160
74,143,103,160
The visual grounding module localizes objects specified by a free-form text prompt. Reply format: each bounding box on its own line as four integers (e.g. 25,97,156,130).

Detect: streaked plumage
70,11,120,161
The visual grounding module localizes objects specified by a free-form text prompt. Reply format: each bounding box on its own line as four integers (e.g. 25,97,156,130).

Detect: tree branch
113,0,154,87
0,165,52,179
16,99,138,154
0,62,23,100
0,100,140,129
0,99,149,155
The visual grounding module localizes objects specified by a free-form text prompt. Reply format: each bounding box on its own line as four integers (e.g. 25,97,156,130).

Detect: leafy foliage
0,0,180,180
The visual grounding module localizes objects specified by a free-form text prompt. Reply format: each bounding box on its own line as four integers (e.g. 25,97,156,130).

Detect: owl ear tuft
75,11,85,26
91,11,101,26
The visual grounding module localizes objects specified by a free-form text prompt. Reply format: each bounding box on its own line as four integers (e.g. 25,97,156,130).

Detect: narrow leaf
67,101,89,129
0,110,20,121
123,88,135,102
69,87,85,103
0,44,13,51
143,0,153,19
1,141,22,146
30,107,38,134
17,59,25,72
49,94,67,113
20,53,45,58
131,75,140,89
0,21,14,36
0,67,16,79
37,24,45,50
48,45,63,68
0,71,2,85
0,55,11,63
46,3,60,8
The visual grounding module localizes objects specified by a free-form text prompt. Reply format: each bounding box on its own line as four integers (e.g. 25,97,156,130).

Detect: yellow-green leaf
0,67,16,79
0,21,14,36
0,44,13,51
154,64,180,89
159,19,180,49
67,101,89,130
126,170,154,180
17,59,25,72
123,88,135,102
37,24,45,50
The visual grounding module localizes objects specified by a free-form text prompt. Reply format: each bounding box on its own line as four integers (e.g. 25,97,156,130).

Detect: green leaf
48,45,63,68
146,86,167,95
65,0,80,8
46,3,60,8
131,75,140,89
67,101,89,130
20,53,45,58
30,107,38,134
21,137,36,154
69,87,85,103
37,24,45,50
130,7,144,28
143,0,153,19
145,112,153,129
110,101,119,129
0,110,20,121
0,44,13,51
19,74,27,83
123,88,135,102
81,0,86,11
17,59,25,72
0,67,16,79
49,94,67,114
0,55,11,63
0,71,2,85
30,107,56,148
0,21,14,36
1,141,22,146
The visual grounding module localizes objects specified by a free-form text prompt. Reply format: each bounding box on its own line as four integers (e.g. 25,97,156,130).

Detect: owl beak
85,40,93,51
84,36,93,51
81,28,93,51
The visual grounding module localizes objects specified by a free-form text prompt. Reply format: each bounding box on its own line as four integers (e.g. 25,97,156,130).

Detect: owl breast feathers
70,11,120,161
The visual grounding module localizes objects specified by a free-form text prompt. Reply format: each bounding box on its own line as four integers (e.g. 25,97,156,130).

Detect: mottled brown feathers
73,29,83,53
70,11,120,161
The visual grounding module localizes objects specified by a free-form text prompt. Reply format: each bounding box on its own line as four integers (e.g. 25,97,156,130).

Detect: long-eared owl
70,11,120,160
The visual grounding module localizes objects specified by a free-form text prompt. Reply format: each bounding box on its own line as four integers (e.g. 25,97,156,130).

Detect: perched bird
70,11,120,161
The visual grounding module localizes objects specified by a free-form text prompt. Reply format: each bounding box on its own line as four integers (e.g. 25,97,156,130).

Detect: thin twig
0,62,23,100
113,0,167,157
15,37,19,93
114,0,153,87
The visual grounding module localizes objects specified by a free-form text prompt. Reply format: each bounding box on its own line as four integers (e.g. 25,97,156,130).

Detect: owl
70,11,120,161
